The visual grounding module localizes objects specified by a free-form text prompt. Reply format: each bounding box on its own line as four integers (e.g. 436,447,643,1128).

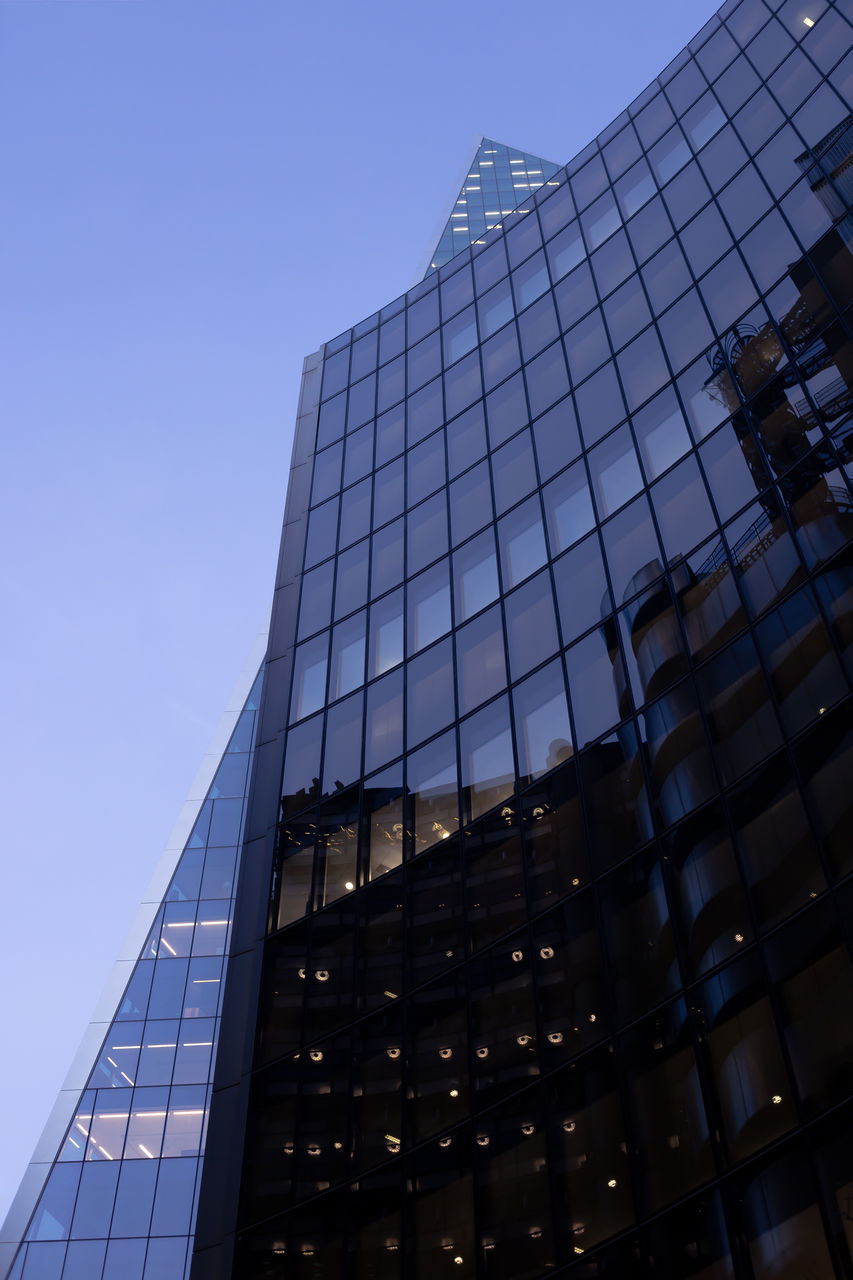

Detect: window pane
455,604,507,716
365,669,403,775
330,612,366,700
499,495,548,587
453,530,500,621
460,697,515,821
369,590,404,679
504,569,559,679
513,660,573,785
407,560,451,654
407,638,454,748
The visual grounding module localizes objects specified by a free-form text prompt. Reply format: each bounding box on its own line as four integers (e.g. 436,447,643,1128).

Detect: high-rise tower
5,0,853,1276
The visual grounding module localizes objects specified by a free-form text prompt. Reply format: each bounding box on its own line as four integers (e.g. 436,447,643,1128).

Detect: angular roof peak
425,136,561,276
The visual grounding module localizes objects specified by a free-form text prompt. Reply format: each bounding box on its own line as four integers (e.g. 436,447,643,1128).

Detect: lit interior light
571,878,580,886
734,933,744,943
607,1179,618,1188
476,1134,490,1146
439,1136,453,1147
315,970,330,981
193,978,219,984
138,1144,154,1159
529,1227,542,1239
386,1046,401,1060
574,1246,585,1255
384,990,397,999
563,1120,576,1133
333,1141,342,1150
803,14,815,24
588,1013,597,1023
309,1050,324,1062
547,1032,564,1045
449,1088,459,1098
200,920,229,926
521,1123,535,1135
772,1094,783,1105
98,1147,114,1160
307,1144,321,1157
297,968,306,979
547,180,560,186
480,160,494,165
344,881,355,891
183,1041,213,1047
512,950,524,962
120,1072,135,1087
476,1046,489,1059
283,1141,294,1154
454,1258,464,1266
819,706,826,714
451,213,468,219
539,946,554,959
160,939,178,957
106,1057,117,1068
439,1047,453,1060
385,1239,399,1251
68,1137,80,1149
510,159,524,164
147,1043,177,1049
517,1034,532,1046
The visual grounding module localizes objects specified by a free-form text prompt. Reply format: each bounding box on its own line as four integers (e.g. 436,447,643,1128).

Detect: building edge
0,628,270,1280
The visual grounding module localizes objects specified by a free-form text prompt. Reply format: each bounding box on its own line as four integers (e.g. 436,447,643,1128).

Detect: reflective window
453,529,500,622
513,659,573,785
455,604,507,716
407,559,451,655
504,569,559,679
459,696,515,821
498,495,548,587
407,638,454,748
330,612,366,701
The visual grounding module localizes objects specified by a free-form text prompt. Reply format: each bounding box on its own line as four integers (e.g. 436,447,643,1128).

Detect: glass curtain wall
232,1,853,1276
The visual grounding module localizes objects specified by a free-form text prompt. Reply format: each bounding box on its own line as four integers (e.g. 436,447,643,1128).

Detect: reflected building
5,1,853,1277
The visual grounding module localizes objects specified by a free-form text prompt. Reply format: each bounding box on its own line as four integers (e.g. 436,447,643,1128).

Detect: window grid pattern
8,673,263,1280
235,1,853,1274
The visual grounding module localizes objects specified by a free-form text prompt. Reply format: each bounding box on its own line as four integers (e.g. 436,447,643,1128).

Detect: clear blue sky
0,0,717,1224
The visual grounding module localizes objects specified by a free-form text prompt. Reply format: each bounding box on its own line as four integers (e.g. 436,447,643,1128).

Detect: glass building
5,0,853,1275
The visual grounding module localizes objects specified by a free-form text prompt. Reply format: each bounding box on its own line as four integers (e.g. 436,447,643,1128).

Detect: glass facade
7,1,853,1277
200,1,853,1276
2,671,263,1280
427,138,561,274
